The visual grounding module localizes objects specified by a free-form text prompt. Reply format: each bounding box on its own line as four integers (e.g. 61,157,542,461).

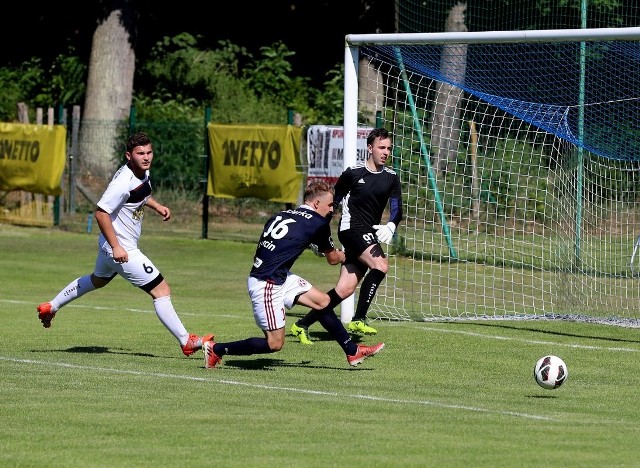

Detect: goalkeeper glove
373,222,396,245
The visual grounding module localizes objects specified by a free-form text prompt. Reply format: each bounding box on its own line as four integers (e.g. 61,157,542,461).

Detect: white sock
50,275,96,312
153,296,189,346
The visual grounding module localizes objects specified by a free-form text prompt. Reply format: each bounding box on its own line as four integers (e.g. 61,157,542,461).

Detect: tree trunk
358,58,384,126
430,2,467,176
79,0,136,183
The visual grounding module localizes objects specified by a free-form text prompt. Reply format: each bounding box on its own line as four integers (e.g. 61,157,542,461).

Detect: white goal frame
341,27,640,326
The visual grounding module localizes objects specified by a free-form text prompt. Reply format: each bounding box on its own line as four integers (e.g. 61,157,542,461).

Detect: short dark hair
126,132,152,153
367,127,390,146
304,179,334,203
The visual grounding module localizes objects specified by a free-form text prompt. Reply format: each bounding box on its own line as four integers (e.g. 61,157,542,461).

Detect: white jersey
96,163,151,253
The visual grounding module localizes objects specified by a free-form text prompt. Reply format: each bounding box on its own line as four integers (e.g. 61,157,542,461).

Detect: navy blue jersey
336,164,403,233
250,206,335,285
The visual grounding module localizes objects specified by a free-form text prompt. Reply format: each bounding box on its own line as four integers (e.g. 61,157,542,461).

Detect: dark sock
213,337,272,357
297,289,343,328
296,309,320,328
352,269,386,321
317,308,358,355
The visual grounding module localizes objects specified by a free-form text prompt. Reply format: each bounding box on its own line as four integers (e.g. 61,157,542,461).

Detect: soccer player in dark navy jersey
291,127,403,342
249,202,335,285
203,180,385,368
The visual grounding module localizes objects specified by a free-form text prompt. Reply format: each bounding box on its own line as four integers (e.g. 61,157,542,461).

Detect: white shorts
94,246,161,288
247,273,313,331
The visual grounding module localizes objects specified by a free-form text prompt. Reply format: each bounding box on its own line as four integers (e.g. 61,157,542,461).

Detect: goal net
343,28,640,327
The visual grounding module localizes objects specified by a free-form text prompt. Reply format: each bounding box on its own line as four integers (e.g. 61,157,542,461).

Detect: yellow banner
207,124,303,203
0,123,66,195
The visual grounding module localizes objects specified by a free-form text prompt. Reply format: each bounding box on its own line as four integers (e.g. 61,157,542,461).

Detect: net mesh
354,34,640,327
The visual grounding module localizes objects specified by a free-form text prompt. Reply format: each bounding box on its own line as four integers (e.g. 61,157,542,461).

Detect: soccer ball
533,355,568,390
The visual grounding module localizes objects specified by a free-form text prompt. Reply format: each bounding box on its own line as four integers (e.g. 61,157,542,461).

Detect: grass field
2,222,640,467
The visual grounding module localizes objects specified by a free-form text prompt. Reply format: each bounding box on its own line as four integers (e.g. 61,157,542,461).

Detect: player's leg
291,260,363,343
290,276,343,344
291,286,349,344
126,250,212,356
315,306,357,354
310,304,385,366
291,267,348,343
37,252,114,328
204,329,283,369
205,276,297,368
349,243,389,335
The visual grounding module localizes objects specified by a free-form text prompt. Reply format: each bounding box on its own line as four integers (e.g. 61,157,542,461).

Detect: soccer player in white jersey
291,127,403,342
36,132,213,357
202,180,384,369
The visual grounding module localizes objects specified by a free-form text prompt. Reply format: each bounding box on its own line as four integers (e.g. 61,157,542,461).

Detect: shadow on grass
288,331,366,344
448,321,640,345
43,346,375,371
49,346,157,358
219,357,372,372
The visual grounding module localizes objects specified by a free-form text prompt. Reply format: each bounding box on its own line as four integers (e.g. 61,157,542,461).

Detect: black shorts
338,227,379,267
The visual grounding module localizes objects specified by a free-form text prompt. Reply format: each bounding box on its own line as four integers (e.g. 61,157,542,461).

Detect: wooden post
68,105,81,213
16,102,29,123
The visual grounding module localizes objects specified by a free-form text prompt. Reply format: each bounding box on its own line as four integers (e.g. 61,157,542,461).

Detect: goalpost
342,27,640,327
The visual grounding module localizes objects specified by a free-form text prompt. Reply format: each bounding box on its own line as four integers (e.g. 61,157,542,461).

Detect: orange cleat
203,341,222,369
37,302,56,329
181,333,214,356
347,342,385,367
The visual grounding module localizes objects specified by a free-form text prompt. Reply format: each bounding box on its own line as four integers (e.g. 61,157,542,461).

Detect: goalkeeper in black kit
291,127,403,343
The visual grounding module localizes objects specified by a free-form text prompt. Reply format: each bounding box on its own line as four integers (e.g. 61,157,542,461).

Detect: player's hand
373,222,396,244
157,205,171,221
112,245,128,263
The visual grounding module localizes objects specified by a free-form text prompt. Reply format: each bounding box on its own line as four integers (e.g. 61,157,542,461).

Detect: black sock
352,269,386,321
317,308,358,355
297,289,343,328
213,337,272,356
296,309,320,328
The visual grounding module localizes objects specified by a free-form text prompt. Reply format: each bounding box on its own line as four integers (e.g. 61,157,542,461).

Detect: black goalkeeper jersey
336,164,403,233
249,205,335,285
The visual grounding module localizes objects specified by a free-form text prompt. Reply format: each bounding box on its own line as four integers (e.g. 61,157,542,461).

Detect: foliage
141,35,247,100
242,41,315,122
0,59,47,122
129,96,204,191
0,32,344,127
0,68,25,121
37,48,87,110
136,33,343,126
0,48,86,122
305,64,346,125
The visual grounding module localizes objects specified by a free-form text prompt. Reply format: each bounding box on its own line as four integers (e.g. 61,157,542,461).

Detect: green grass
2,223,640,467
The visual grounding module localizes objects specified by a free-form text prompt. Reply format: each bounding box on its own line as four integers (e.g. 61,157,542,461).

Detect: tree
79,0,137,178
430,1,468,176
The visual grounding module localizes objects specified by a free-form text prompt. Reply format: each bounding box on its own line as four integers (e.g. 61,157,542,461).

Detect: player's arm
310,245,344,265
333,167,352,207
95,207,127,263
388,192,403,228
310,225,345,265
374,177,403,244
146,197,171,221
